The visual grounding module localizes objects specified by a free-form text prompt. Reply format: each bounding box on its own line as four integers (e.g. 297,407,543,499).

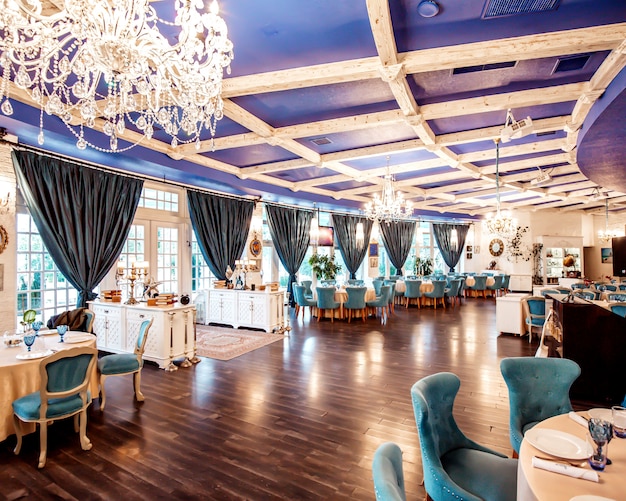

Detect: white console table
206,289,284,332
88,301,196,369
496,293,530,336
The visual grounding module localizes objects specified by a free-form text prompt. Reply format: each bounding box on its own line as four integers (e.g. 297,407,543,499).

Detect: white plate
63,334,95,344
16,349,54,360
570,496,616,501
588,408,613,422
525,428,592,460
36,329,56,336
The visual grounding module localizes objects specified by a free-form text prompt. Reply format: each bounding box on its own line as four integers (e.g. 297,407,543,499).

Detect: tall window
16,213,76,323
157,226,179,293
191,231,214,291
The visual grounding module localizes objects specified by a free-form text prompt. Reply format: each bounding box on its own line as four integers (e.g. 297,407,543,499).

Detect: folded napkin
569,411,589,428
532,456,598,482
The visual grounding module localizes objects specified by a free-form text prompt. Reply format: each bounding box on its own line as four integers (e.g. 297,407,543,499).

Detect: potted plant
308,253,342,280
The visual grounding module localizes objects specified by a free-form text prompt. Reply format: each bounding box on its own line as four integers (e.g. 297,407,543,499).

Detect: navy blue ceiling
1,0,625,218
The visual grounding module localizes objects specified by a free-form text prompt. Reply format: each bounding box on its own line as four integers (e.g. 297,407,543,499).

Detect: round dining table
0,330,99,442
517,411,626,501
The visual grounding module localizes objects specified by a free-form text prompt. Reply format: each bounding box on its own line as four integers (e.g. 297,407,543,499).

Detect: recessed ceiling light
417,0,440,18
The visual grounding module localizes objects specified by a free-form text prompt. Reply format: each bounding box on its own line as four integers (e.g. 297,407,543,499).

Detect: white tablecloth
0,331,98,442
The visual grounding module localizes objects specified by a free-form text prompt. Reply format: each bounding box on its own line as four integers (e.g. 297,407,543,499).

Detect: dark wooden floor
0,298,537,500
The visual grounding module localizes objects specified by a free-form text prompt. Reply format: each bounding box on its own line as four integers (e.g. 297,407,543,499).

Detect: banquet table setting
517,410,626,501
0,330,99,442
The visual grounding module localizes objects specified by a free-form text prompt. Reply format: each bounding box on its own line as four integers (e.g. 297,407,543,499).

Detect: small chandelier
484,138,517,236
0,0,233,153
598,197,623,244
364,156,414,224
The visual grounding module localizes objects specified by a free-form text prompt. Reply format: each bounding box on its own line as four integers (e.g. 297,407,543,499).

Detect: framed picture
369,243,378,257
601,247,613,264
466,252,473,260
466,245,473,252
474,245,481,254
369,256,379,268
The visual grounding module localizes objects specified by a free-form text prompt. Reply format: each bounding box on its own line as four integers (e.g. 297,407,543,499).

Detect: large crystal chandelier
364,157,414,224
484,138,517,236
0,0,233,153
598,197,623,244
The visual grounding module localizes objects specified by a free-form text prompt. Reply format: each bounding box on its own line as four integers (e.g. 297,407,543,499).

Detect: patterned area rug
195,325,285,361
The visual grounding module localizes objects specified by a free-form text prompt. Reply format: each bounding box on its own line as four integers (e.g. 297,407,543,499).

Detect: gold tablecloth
464,276,496,288
518,412,626,501
0,332,98,442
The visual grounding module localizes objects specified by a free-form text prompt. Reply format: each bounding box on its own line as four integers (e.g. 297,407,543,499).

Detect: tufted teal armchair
501,274,511,294
423,280,446,309
367,285,391,321
444,279,462,308
293,284,316,319
372,279,384,297
468,275,487,299
344,286,367,323
403,279,422,308
500,357,580,455
607,293,626,302
315,286,340,322
610,303,626,318
372,442,406,501
301,280,313,298
411,372,518,501
574,290,596,301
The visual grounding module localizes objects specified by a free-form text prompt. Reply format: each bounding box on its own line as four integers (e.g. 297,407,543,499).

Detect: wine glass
32,320,43,335
23,332,37,352
57,324,68,343
588,418,613,471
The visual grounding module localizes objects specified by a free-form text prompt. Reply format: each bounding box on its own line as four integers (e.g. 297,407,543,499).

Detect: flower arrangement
308,253,342,280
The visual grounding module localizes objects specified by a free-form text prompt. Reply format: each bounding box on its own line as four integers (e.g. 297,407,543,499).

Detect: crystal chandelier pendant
364,157,414,224
0,0,234,153
484,137,517,237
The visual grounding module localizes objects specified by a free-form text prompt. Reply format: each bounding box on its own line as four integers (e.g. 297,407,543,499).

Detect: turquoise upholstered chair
570,282,586,290
486,274,504,298
456,276,466,304
500,357,580,455
403,279,422,308
599,284,617,292
501,274,511,294
540,289,560,297
610,303,626,318
367,285,391,320
372,279,384,297
522,296,546,341
344,286,367,323
574,290,595,301
315,286,340,322
372,442,406,501
619,284,626,291
384,281,396,313
98,318,153,410
468,275,487,298
444,279,462,308
301,280,313,298
607,293,626,302
423,280,446,309
293,284,316,319
411,372,518,501
13,346,97,468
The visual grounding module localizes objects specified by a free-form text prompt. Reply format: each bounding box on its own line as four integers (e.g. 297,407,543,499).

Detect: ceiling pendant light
310,204,320,248
355,221,365,247
364,156,414,225
484,138,517,237
598,197,623,244
0,0,233,153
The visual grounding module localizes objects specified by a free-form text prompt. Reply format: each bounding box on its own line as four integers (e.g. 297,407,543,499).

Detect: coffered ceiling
1,0,625,221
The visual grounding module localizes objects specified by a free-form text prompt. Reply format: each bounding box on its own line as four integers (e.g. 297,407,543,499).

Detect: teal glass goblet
32,320,43,335
57,324,68,343
23,333,37,352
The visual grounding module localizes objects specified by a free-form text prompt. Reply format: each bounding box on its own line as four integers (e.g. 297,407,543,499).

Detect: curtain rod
7,140,260,204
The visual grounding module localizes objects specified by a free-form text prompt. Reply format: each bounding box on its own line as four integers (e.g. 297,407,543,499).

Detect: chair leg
100,374,107,411
38,420,48,468
13,414,23,455
134,370,145,402
79,409,92,451
361,308,366,322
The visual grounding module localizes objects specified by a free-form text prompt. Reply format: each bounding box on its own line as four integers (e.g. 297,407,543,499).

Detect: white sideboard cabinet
89,302,196,369
206,289,284,332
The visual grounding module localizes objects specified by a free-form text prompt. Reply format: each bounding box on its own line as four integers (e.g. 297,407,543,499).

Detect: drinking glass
57,324,68,343
32,320,43,335
23,332,37,352
588,418,613,471
613,406,626,438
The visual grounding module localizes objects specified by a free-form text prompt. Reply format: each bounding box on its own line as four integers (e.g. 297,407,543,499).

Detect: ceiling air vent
310,137,332,146
536,131,556,137
453,61,516,75
483,0,560,19
553,54,591,73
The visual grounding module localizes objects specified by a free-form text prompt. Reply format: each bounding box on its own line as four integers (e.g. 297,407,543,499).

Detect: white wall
0,143,16,333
